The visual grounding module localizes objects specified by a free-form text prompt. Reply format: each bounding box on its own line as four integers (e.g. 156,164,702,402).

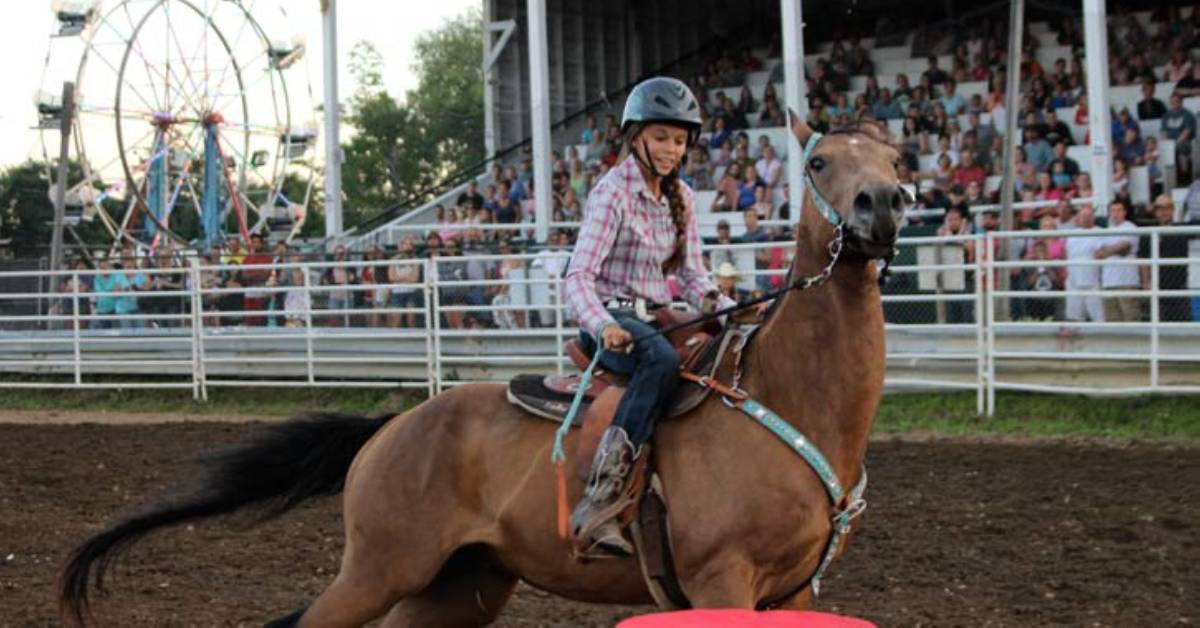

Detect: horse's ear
788,108,813,146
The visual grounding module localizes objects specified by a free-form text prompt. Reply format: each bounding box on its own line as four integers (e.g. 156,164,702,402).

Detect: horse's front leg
679,556,759,608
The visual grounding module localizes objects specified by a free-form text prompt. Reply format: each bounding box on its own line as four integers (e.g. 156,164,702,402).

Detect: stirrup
575,519,634,558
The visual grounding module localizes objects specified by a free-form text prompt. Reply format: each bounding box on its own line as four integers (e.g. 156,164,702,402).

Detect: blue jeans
579,311,681,447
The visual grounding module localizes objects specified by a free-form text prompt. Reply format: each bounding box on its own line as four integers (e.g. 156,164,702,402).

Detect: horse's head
788,110,908,260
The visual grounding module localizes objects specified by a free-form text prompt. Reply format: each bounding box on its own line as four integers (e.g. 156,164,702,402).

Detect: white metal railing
0,228,1196,414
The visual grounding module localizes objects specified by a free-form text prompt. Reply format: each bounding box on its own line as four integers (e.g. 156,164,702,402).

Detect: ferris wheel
38,0,319,250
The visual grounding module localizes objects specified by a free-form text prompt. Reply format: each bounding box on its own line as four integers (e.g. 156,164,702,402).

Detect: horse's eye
809,157,826,172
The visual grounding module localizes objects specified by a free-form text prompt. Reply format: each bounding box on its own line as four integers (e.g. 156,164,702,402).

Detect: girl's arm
563,179,624,337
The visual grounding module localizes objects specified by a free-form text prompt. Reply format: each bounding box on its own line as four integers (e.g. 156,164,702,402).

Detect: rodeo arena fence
1,224,1198,416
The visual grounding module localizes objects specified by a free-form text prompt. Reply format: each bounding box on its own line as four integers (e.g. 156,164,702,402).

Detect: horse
60,113,905,627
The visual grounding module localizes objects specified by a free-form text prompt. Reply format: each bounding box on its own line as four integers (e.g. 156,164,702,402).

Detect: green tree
408,10,485,172
338,10,483,229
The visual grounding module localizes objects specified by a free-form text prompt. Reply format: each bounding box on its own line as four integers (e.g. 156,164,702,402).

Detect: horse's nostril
889,190,902,211
854,192,874,212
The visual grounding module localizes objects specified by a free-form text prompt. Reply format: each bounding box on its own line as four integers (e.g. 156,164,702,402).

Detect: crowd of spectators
48,10,1200,331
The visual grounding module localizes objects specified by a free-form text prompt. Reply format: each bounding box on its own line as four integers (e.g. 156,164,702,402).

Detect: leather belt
604,298,662,322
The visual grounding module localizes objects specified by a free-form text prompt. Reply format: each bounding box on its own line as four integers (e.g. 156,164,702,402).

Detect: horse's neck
741,224,884,477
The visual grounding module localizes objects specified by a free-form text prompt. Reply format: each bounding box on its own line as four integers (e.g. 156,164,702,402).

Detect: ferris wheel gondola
39,0,318,252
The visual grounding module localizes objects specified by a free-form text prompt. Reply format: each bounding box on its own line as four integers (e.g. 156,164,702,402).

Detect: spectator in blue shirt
939,79,967,116
1162,92,1196,176
708,116,732,150
1110,107,1139,144
1022,126,1054,172
872,88,904,120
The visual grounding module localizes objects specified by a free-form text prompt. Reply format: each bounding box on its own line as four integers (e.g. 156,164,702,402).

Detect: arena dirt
1,420,1196,626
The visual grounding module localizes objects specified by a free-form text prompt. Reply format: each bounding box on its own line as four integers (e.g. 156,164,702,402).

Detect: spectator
492,239,527,328
1110,107,1139,144
1043,110,1074,146
1145,136,1163,184
1023,126,1053,172
569,158,589,198
387,237,424,328
966,110,997,151
751,185,775,220
936,205,975,323
714,262,751,303
737,165,761,211
115,253,145,329
321,245,358,327
457,181,485,210
755,145,783,189
758,98,785,127
872,88,903,120
240,233,273,326
683,146,714,191
939,79,967,116
712,161,742,212
927,153,956,193
1183,176,1200,219
1144,195,1193,321
1049,141,1081,178
742,207,769,243
1095,200,1142,322
1064,205,1105,322
435,238,470,330
710,219,738,270
1162,93,1196,177
954,151,987,188
281,255,309,328
933,133,959,166
923,54,950,86
708,116,732,149
1137,79,1167,120
363,245,389,328
91,253,122,329
1117,127,1146,166
581,114,600,145
1022,237,1064,321
215,262,246,327
894,73,913,104
493,182,522,232
1164,48,1192,83
1174,62,1200,97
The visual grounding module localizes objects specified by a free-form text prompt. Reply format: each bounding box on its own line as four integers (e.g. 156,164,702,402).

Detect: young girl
563,76,735,556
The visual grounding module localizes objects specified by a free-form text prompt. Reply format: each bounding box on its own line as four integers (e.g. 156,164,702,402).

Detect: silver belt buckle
634,298,655,322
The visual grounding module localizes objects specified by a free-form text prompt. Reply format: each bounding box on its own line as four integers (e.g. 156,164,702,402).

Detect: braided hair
621,123,690,274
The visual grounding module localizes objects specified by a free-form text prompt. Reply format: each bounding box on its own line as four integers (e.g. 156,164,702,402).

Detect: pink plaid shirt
564,155,734,336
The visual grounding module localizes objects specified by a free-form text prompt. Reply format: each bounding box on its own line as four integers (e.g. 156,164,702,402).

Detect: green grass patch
0,383,421,418
876,392,1200,440
1,382,1197,440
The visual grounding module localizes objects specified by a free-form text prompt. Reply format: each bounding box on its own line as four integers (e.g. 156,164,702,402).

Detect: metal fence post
431,258,443,393
985,232,996,416
303,264,316,384
189,258,208,401
71,271,82,385
974,235,985,415
422,258,436,397
1150,230,1160,389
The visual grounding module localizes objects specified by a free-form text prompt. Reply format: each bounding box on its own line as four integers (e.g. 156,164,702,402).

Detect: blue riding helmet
621,76,703,146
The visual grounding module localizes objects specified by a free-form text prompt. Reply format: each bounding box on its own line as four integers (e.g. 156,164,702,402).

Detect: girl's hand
600,323,634,353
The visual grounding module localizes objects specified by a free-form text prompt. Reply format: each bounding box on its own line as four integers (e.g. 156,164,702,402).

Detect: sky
0,0,479,169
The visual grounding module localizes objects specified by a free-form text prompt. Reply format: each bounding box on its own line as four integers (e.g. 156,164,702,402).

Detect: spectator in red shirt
953,151,987,188
240,233,274,326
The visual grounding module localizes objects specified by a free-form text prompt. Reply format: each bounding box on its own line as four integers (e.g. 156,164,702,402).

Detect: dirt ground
1,418,1196,627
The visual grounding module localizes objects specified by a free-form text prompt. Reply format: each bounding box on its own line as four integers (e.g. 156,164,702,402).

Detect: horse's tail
59,412,392,626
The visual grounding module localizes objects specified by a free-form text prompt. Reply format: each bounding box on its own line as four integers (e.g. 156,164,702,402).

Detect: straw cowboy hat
714,262,741,280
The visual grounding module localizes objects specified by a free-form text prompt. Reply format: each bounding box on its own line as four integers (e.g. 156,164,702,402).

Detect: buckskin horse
60,113,905,627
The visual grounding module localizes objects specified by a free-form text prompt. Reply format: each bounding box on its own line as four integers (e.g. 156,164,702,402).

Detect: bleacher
357,7,1200,247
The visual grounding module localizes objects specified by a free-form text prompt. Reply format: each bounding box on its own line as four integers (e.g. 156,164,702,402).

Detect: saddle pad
505,329,741,426
506,374,593,425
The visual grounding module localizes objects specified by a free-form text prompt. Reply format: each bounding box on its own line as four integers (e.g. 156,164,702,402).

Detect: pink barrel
618,610,876,628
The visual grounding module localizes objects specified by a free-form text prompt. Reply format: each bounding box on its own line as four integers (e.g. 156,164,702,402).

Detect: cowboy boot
570,425,641,556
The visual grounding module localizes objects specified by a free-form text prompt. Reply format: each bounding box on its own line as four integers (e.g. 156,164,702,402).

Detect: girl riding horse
564,76,736,556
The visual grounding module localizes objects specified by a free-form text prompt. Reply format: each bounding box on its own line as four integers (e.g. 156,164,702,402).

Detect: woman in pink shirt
563,76,734,556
